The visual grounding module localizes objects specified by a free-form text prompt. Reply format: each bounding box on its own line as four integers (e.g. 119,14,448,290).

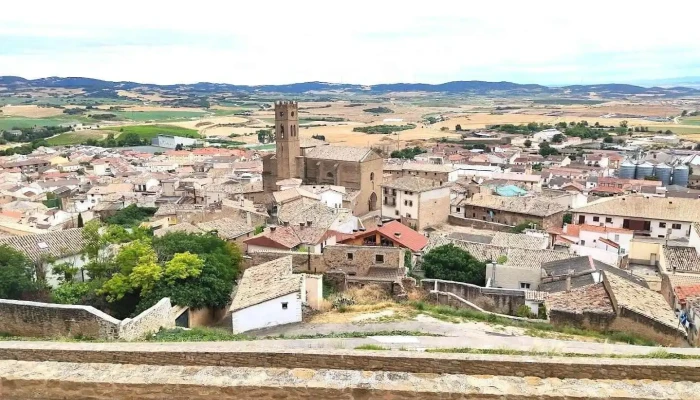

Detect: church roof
305,145,376,162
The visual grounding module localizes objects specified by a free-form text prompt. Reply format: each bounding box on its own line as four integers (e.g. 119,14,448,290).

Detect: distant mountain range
1,76,699,97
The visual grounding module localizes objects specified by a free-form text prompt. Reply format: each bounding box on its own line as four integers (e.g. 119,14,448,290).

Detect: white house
301,185,345,209
152,135,200,149
549,223,633,266
573,196,700,240
229,256,322,333
533,129,561,142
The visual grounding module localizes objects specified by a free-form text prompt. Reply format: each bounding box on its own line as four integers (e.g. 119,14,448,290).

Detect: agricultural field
46,130,107,146
107,125,200,140
681,117,700,126
108,110,206,122
0,116,80,130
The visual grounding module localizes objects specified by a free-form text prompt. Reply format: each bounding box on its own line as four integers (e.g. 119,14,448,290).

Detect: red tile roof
376,221,428,252
675,284,700,306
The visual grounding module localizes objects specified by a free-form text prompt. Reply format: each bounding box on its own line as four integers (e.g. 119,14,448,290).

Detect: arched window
279,111,284,117
326,171,334,178
280,125,285,139
291,111,295,117
370,172,375,181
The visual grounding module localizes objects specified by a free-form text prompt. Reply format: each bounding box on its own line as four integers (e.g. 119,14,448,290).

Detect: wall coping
0,298,121,325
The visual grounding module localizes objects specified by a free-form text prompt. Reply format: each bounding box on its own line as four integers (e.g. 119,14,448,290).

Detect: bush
353,124,415,135
423,244,486,285
363,107,393,114
515,304,535,319
51,282,94,304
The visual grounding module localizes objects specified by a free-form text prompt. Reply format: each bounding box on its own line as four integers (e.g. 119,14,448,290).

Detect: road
246,315,700,356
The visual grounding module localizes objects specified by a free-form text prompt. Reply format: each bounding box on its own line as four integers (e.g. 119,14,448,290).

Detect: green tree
105,204,157,227
422,244,486,285
77,212,84,228
129,260,162,295
51,282,93,304
163,252,204,284
524,139,532,148
603,136,614,143
103,225,132,244
512,221,537,233
620,120,628,128
100,273,131,302
0,245,36,299
552,134,564,143
538,141,559,156
455,124,462,131
563,213,572,225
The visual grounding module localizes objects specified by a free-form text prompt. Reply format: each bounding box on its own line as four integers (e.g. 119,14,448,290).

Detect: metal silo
618,160,637,179
635,161,654,180
654,163,672,186
673,165,690,187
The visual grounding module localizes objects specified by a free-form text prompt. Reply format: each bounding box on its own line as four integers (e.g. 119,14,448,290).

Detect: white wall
575,213,692,240
578,230,632,254
231,292,302,333
570,245,621,267
319,191,343,208
486,264,542,290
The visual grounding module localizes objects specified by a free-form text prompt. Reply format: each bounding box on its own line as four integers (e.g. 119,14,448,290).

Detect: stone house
381,176,451,230
460,193,567,230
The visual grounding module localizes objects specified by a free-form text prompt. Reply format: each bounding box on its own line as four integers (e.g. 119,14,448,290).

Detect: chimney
306,220,312,227
565,275,572,292
299,222,305,229
394,232,402,238
283,221,289,227
270,225,277,232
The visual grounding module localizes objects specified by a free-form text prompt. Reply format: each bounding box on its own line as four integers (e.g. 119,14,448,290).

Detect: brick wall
0,344,699,382
0,298,173,341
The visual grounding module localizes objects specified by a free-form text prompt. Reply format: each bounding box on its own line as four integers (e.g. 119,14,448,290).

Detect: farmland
0,116,80,130
46,130,106,146
108,110,207,122
105,125,200,140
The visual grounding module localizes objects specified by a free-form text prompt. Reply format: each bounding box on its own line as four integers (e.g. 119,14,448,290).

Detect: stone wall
244,251,324,273
422,279,526,315
0,299,121,340
119,298,174,341
549,310,616,331
460,205,564,230
447,214,514,232
0,298,173,341
1,344,699,382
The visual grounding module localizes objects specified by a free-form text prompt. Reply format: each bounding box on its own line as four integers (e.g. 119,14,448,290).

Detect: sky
1,0,699,86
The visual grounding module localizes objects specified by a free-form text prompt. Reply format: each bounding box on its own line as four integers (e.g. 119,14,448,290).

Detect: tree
682,110,688,117
603,136,614,143
563,213,572,225
422,244,486,285
524,139,532,148
620,120,628,128
163,252,204,284
77,212,84,228
105,204,157,227
0,245,36,299
122,132,143,146
552,133,564,143
665,130,673,135
538,141,559,157
455,124,462,131
174,143,184,151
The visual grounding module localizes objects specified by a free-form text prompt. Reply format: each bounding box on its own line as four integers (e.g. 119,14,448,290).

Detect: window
614,234,620,242
395,210,399,216
404,200,408,206
408,200,413,206
291,111,295,117
473,213,476,218
281,302,288,310
520,282,531,289
375,254,384,263
326,171,334,178
280,125,285,139
406,213,412,218
580,240,586,246
672,223,682,230
659,222,666,228
370,172,374,181
605,217,612,223
347,253,354,260
593,216,600,222
456,207,461,212
279,111,284,117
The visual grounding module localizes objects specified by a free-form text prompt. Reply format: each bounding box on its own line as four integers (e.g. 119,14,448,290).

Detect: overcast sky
1,0,699,86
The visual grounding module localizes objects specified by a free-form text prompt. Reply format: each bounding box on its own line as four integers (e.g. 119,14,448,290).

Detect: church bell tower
274,101,301,180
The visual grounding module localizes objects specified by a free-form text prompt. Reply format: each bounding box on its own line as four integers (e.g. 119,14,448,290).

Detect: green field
681,118,700,126
109,110,206,122
106,125,201,140
46,132,105,146
0,117,81,130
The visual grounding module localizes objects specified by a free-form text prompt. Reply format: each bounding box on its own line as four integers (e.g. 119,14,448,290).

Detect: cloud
0,0,699,85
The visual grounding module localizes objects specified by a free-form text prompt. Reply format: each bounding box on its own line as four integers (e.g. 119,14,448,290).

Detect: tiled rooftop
305,145,375,162
196,218,253,240
0,229,85,262
662,245,700,273
545,283,614,314
382,176,448,193
574,196,700,222
463,194,568,217
230,256,301,312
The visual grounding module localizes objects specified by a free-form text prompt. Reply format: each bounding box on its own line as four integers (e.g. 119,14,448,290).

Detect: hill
1,76,699,97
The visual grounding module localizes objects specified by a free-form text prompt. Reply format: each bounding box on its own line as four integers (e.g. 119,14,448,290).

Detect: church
262,101,383,216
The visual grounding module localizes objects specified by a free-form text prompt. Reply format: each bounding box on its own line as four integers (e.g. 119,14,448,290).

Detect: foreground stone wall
422,279,526,315
2,360,698,400
1,344,699,382
0,298,173,341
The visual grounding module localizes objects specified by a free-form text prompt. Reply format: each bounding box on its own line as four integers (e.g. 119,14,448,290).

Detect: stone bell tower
274,101,300,180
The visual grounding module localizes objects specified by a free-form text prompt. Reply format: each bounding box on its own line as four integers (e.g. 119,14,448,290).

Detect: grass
146,327,441,342
426,347,700,360
106,124,200,140
410,301,657,346
354,344,389,351
46,132,105,146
